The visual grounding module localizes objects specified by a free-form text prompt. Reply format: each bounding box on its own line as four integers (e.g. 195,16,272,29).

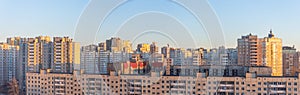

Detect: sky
0,0,300,49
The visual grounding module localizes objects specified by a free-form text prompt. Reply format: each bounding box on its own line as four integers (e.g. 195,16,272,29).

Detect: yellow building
262,30,283,76
137,43,150,53
53,37,80,73
27,36,52,72
122,40,133,53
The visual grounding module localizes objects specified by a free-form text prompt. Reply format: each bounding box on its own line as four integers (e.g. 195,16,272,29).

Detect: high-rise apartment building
191,49,203,65
172,48,187,65
6,36,80,93
238,31,283,76
204,48,218,65
27,36,52,72
150,42,159,54
227,48,238,65
106,37,121,52
202,46,237,65
136,43,150,53
52,37,80,73
122,40,132,53
238,33,263,66
161,46,170,58
6,37,29,93
262,31,283,76
105,37,132,53
98,42,106,51
99,51,109,74
149,53,164,63
80,45,100,74
282,46,299,76
0,43,19,86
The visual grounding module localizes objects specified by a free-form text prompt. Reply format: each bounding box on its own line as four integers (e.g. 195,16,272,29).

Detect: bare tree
7,78,19,95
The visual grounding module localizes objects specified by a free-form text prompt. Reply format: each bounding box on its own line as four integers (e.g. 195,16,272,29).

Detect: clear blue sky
0,0,300,49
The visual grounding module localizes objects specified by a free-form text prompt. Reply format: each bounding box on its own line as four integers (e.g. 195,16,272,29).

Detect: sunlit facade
262,31,283,76
137,43,150,53
27,36,52,72
53,37,80,73
27,70,300,95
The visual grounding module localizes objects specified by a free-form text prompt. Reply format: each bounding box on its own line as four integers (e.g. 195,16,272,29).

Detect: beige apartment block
26,70,82,95
27,70,300,95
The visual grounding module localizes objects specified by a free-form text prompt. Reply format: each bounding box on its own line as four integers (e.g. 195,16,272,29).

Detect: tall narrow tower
262,30,283,76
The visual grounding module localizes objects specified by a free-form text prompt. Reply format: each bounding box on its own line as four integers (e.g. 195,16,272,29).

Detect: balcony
54,79,64,82
129,87,142,90
270,90,286,94
128,91,141,94
218,89,234,92
171,88,186,91
171,83,185,86
129,92,134,94
269,85,286,88
129,82,142,85
89,81,95,83
170,93,185,95
219,84,234,87
55,88,65,91
55,92,65,95
54,83,65,86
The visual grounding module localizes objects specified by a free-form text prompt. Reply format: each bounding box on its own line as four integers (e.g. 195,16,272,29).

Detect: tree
7,78,19,95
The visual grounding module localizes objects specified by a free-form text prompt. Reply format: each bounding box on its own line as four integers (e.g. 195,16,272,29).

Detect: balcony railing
218,89,234,92
270,90,286,94
171,83,185,86
171,88,186,91
219,84,234,87
129,87,142,90
269,85,286,88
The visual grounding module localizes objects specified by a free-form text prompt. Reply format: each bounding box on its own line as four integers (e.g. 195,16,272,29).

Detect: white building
81,45,100,74
0,43,19,85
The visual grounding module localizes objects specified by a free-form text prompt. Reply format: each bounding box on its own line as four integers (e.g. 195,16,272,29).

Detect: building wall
27,36,52,72
53,37,79,73
80,45,99,74
6,37,80,93
26,70,82,95
27,71,300,95
282,46,299,76
238,34,263,66
262,35,283,76
0,43,19,85
238,32,283,76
